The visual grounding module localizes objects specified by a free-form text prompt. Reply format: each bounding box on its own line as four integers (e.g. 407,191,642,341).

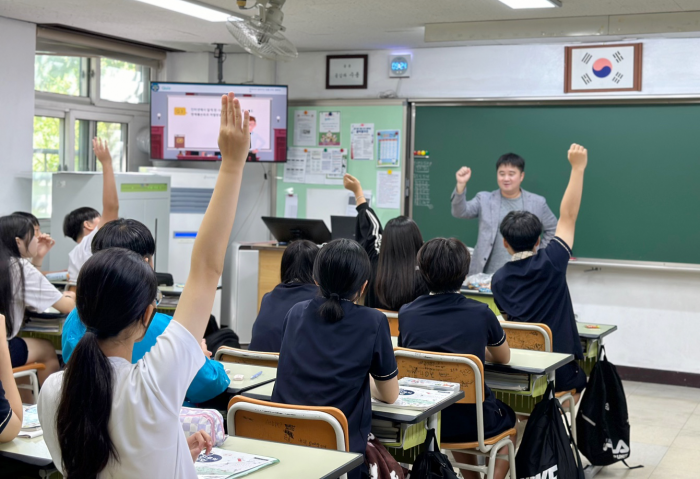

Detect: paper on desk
195,448,278,478
22,404,40,429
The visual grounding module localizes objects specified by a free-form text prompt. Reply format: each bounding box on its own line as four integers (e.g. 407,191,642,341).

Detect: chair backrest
394,348,489,447
215,347,279,367
155,272,174,286
500,322,553,352
376,308,399,337
227,396,350,452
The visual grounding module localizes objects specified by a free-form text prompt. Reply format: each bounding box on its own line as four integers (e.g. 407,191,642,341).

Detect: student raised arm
0,314,23,443
555,144,588,249
174,93,249,340
93,138,120,225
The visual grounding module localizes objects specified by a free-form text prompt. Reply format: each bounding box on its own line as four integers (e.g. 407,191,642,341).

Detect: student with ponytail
272,238,400,479
37,92,250,478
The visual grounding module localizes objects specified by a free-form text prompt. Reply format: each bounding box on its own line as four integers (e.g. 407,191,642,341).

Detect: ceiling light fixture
498,0,562,9
131,0,238,22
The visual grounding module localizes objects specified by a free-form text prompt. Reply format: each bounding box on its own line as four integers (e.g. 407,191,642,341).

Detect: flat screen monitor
149,82,288,162
331,216,356,241
262,217,331,245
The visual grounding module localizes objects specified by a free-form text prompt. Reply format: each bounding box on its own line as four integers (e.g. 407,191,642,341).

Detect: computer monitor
150,82,288,162
262,217,332,244
331,216,356,241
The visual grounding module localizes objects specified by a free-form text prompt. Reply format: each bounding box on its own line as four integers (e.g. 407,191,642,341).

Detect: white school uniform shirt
38,321,206,478
67,227,98,285
9,258,63,338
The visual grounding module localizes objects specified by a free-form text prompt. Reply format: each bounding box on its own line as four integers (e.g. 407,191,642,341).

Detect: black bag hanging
516,382,584,479
576,347,642,470
408,429,458,479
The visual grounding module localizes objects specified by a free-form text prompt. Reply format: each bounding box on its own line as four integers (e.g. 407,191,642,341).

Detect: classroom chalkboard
411,103,700,264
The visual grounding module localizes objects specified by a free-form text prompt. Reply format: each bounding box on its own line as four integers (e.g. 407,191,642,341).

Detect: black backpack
576,347,641,470
408,429,458,479
516,382,584,479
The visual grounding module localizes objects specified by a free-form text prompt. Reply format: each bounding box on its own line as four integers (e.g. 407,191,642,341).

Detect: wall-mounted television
150,82,288,162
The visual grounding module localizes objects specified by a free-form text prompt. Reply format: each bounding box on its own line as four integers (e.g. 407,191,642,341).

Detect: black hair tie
86,327,99,335
329,293,340,300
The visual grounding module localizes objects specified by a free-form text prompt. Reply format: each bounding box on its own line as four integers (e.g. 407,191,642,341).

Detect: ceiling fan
226,0,297,61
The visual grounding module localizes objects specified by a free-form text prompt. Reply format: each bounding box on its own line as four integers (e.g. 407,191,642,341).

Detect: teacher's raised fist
567,144,588,170
455,167,472,186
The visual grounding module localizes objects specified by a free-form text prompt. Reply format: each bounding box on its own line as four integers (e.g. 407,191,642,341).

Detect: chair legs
557,392,577,444
13,370,40,403
447,437,515,479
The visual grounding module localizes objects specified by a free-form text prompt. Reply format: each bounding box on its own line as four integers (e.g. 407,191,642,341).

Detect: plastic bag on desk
464,273,493,293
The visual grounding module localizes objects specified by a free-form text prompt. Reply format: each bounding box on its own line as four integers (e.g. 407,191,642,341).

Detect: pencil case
180,407,226,446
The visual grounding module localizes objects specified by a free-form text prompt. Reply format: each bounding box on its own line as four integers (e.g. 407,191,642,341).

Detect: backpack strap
555,400,585,479
621,460,644,470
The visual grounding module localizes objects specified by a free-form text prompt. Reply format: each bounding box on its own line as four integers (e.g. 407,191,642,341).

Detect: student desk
0,436,53,467
218,436,363,479
577,322,618,376
18,309,67,353
219,362,277,395
460,287,499,315
155,285,223,313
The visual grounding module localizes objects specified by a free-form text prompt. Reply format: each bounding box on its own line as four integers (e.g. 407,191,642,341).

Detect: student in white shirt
64,138,120,288
0,215,74,383
11,211,55,271
38,92,250,478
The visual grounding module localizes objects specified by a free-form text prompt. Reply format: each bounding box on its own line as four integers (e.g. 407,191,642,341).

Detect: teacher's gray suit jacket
451,188,558,275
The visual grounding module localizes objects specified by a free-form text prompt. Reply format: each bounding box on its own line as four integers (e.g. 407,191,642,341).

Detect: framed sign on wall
326,54,368,89
565,43,643,93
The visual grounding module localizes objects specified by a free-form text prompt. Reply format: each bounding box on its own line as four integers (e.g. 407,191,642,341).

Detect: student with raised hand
249,239,319,352
64,138,120,288
11,211,55,271
37,92,250,478
0,215,71,382
343,173,428,311
492,144,589,402
61,218,230,404
399,237,515,479
272,238,399,479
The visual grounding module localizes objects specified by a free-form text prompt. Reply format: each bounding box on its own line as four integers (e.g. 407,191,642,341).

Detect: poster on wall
377,130,401,167
319,111,341,146
565,43,642,93
350,123,374,160
294,110,317,146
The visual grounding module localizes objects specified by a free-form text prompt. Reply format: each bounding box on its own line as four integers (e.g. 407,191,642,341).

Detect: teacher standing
451,153,558,275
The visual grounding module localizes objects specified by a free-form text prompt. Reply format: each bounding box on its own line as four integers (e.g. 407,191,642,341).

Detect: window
34,55,88,97
32,116,63,218
100,59,150,104
73,120,128,172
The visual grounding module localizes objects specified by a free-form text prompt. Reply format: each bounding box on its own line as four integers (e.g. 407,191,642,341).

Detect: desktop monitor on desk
262,217,332,244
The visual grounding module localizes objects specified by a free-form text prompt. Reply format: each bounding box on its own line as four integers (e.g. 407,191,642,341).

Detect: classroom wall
0,17,36,215
276,38,700,99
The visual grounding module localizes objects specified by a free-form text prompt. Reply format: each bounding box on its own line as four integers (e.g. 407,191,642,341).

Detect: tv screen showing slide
150,82,288,162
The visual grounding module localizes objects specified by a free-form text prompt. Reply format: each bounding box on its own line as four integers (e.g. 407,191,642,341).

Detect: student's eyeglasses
155,289,163,307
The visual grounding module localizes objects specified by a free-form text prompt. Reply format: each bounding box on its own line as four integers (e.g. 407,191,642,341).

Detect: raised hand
218,92,250,168
343,173,363,195
567,144,588,170
92,138,113,169
455,167,472,186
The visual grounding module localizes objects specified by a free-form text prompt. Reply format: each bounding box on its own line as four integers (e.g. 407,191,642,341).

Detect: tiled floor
584,380,700,478
446,380,700,478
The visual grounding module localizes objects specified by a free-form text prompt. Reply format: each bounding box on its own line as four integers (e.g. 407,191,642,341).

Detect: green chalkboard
276,104,405,227
411,104,700,263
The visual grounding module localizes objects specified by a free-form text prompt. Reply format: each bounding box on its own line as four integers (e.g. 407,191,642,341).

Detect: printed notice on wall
350,123,374,160
377,130,401,167
294,110,317,146
376,170,401,209
283,147,308,183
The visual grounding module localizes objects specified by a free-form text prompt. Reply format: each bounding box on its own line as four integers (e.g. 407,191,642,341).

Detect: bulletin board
275,101,407,228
